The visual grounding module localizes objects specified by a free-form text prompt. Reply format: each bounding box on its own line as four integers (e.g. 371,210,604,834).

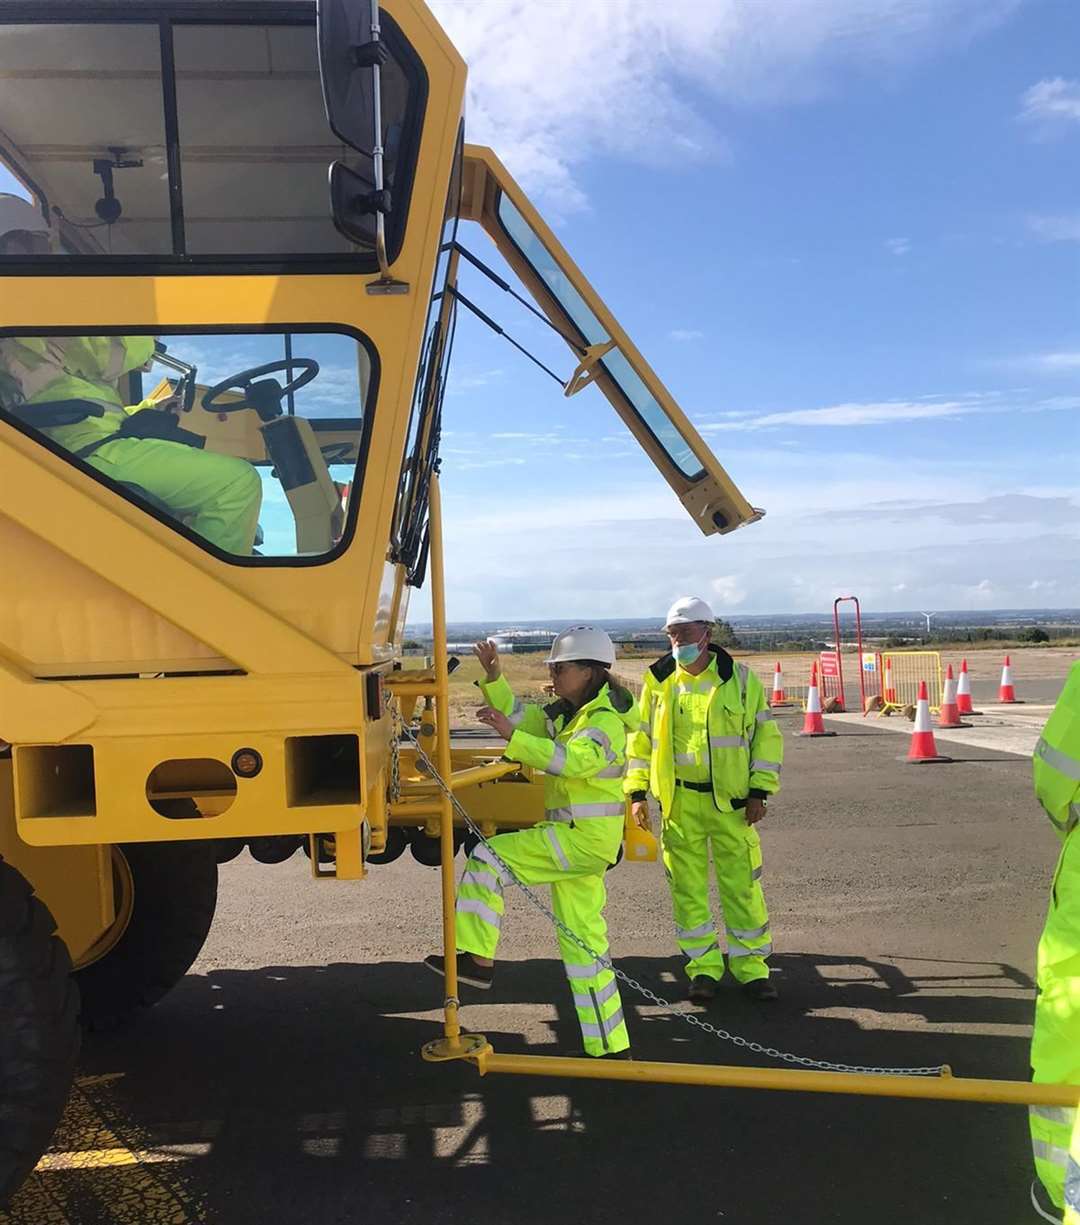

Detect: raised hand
473,638,501,682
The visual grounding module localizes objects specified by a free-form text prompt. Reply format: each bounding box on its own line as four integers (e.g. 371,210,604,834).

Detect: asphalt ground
4,654,1076,1225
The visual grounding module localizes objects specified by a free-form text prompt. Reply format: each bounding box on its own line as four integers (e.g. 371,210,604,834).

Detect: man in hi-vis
626,596,783,1003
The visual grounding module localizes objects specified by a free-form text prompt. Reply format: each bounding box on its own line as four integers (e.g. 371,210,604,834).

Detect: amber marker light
231,749,263,778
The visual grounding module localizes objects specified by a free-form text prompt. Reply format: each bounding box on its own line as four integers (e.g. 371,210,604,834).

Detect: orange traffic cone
937,665,967,728
798,663,836,737
770,661,789,706
883,657,897,705
906,680,951,763
956,658,980,715
998,655,1019,703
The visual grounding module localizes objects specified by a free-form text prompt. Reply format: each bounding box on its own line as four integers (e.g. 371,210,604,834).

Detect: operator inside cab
0,194,263,556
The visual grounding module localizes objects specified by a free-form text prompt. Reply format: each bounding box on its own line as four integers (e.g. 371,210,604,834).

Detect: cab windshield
0,6,423,265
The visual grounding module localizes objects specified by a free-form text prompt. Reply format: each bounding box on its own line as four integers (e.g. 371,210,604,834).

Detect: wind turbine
921,612,936,636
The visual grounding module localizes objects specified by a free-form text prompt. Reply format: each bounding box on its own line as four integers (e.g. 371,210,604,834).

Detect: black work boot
423,952,494,990
689,975,718,1004
741,977,779,1002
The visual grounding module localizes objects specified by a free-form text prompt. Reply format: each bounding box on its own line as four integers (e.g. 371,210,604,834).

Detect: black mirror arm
351,187,392,215
349,40,390,68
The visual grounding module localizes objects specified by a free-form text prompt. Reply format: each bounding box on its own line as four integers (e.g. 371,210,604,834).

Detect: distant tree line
880,626,1055,648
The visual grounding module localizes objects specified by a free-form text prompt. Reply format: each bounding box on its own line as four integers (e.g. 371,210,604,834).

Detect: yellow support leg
418,475,489,1062
449,1049,1080,1107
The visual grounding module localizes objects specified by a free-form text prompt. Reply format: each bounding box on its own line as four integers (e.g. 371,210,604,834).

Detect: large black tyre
75,841,218,1031
0,857,80,1207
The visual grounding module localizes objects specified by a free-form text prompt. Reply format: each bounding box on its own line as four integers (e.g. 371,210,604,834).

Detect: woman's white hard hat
545,625,616,667
665,596,715,628
0,194,49,239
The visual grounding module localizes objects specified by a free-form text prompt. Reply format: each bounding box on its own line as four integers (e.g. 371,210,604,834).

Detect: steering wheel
201,358,320,422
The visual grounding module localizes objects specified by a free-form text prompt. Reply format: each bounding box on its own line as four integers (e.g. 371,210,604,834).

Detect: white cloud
435,410,1080,614
446,457,526,471
699,395,991,431
885,237,912,256
1030,578,1058,591
1027,214,1080,243
710,575,747,608
669,329,705,342
1019,77,1080,126
430,0,1019,212
1025,352,1080,372
447,368,504,394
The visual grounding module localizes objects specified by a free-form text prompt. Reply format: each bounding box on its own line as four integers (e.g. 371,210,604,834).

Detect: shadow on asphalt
60,951,1041,1225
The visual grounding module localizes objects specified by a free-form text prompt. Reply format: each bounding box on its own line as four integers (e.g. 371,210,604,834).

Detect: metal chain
403,725,946,1078
388,696,402,803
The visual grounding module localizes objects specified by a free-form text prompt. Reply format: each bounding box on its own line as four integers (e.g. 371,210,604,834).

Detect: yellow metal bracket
421,1034,491,1064
563,339,616,398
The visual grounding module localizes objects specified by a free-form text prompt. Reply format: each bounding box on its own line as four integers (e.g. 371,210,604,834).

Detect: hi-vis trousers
88,437,263,555
1031,827,1080,1214
661,787,771,985
454,822,630,1057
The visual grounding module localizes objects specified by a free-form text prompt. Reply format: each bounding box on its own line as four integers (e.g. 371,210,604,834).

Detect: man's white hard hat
665,596,715,628
0,194,49,239
545,625,616,667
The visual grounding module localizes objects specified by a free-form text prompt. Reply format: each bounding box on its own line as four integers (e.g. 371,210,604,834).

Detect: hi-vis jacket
1034,660,1080,841
0,334,157,454
624,645,782,818
479,673,635,863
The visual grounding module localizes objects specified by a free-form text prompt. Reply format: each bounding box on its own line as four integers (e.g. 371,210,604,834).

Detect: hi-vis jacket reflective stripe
0,334,157,454
624,644,783,818
1034,661,1080,841
479,673,634,859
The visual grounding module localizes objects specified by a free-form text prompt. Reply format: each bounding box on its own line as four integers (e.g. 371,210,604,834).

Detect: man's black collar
649,642,734,683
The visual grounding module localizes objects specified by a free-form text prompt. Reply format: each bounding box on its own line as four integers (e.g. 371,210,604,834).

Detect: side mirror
318,0,387,156
318,0,403,286
328,162,382,250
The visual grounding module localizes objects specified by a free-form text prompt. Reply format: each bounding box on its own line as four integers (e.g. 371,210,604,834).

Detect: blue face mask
673,638,705,667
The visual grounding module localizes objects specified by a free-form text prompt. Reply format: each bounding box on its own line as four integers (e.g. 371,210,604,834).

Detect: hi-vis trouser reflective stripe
1066,1121,1080,1223
453,822,630,1057
675,919,721,966
1031,825,1080,1211
662,786,771,984
544,802,625,822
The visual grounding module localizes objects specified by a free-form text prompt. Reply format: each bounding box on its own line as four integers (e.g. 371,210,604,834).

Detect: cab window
0,328,373,563
0,11,424,265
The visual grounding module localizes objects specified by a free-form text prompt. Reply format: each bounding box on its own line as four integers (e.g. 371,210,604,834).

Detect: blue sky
425,0,1080,621
2,1,1076,621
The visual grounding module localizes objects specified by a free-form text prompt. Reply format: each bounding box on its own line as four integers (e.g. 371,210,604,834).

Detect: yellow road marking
1,1079,206,1225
